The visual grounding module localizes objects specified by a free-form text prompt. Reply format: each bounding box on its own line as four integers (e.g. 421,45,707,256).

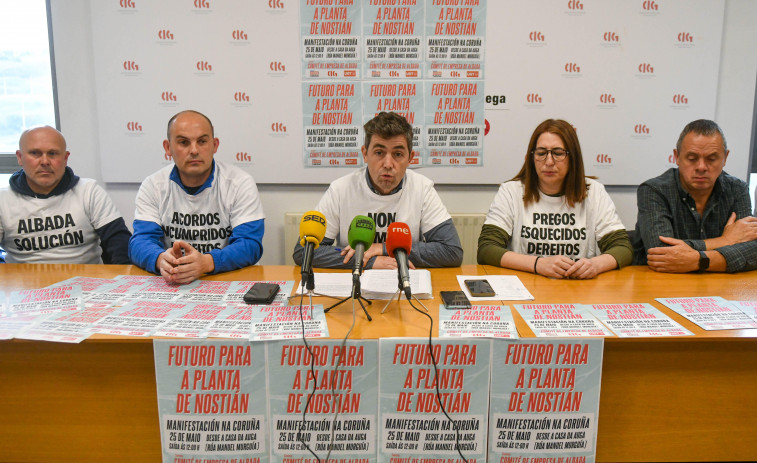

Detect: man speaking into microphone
293,112,462,270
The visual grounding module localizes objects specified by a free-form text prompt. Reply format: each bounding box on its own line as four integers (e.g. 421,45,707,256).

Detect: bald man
128,110,265,284
0,126,131,264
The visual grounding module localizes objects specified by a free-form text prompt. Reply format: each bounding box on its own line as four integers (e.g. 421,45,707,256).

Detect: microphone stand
324,274,372,320
380,285,429,314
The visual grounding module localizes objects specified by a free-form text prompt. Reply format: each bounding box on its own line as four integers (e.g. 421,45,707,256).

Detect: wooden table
0,264,755,462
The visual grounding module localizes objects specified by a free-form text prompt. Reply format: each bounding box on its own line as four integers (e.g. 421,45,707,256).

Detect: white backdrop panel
90,0,723,185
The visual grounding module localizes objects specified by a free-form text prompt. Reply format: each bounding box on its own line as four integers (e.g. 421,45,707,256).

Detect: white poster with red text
489,339,603,463
379,338,490,463
268,339,379,463
154,340,269,463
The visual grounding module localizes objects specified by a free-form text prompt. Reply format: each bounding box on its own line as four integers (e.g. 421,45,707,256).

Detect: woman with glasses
477,119,632,279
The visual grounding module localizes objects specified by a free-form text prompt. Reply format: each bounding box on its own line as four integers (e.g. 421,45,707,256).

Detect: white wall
50,1,757,266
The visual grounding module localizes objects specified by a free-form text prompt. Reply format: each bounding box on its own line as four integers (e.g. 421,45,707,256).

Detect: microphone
299,211,327,288
348,215,376,282
386,222,412,299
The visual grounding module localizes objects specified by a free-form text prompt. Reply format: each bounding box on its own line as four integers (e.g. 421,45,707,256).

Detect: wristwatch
697,251,710,272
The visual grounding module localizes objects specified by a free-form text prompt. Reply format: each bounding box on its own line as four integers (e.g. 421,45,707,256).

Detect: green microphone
348,215,376,279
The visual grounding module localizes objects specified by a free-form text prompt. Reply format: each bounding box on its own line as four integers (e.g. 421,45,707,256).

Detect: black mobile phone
243,283,280,305
440,291,471,310
464,279,496,297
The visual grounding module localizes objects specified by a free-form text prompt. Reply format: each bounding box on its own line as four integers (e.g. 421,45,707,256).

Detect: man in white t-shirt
293,111,462,269
129,110,265,284
0,126,131,264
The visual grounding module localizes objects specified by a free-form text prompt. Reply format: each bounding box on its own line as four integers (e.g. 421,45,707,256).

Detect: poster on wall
379,338,491,463
154,340,269,463
425,0,487,79
425,80,485,166
300,0,362,80
363,0,425,79
267,339,379,463
302,81,363,167
489,339,604,463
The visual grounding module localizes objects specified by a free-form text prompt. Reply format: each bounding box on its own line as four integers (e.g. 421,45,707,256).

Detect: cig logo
677,32,693,43
123,60,139,71
599,93,615,104
269,0,284,8
126,121,142,132
642,0,658,10
194,0,210,8
603,32,619,42
567,0,583,10
236,152,251,162
196,61,212,71
232,30,248,40
119,0,136,8
161,91,177,102
564,62,581,73
526,93,542,104
270,61,286,72
638,63,654,73
234,92,249,102
158,29,174,40
634,124,650,134
596,153,612,164
672,94,688,104
271,122,287,133
529,31,545,42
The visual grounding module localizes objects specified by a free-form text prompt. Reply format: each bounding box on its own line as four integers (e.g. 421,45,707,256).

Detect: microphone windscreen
299,211,327,248
386,222,412,258
348,215,376,249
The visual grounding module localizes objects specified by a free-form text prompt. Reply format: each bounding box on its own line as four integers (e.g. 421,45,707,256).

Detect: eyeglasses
532,148,568,161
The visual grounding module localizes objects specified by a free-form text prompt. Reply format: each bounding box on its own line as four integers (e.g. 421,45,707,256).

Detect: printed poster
515,304,613,337
363,0,424,79
425,0,486,79
439,304,519,338
302,81,363,167
731,300,757,323
425,80,485,166
251,305,330,340
154,340,268,463
489,339,603,463
379,338,490,463
588,303,693,337
301,0,362,79
7,285,83,316
656,296,757,330
268,339,379,463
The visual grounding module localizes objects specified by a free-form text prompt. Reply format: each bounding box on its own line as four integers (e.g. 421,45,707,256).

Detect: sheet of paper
730,300,757,323
90,300,190,337
515,303,614,337
295,270,433,299
438,304,519,338
151,303,228,338
588,303,694,337
656,296,757,331
7,285,83,316
250,304,329,340
16,306,118,343
456,275,534,301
